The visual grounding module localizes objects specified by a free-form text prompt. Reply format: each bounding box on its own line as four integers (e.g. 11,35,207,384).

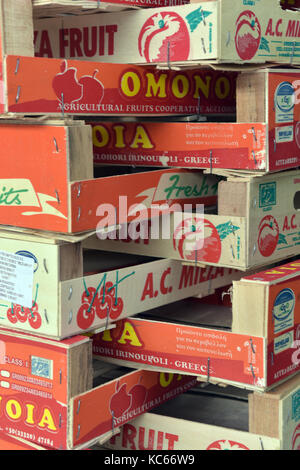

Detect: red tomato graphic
258,215,279,257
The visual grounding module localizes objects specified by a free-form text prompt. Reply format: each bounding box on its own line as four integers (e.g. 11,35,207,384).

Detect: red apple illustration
258,215,279,257
52,60,83,103
138,12,190,63
109,381,132,419
77,70,104,105
235,11,261,61
128,376,148,409
173,217,221,263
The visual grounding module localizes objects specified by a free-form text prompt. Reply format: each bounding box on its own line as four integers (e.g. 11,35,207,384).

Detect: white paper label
0,250,34,308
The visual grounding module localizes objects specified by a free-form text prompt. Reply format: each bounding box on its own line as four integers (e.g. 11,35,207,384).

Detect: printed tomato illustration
173,217,221,263
207,440,250,450
138,12,190,63
258,215,279,257
109,381,132,419
76,282,124,330
235,11,261,61
128,377,148,409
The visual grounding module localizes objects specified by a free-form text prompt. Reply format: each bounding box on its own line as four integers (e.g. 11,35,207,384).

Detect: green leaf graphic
186,8,212,33
216,222,240,241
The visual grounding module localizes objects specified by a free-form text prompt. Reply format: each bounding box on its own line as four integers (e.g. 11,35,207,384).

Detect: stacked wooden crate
0,0,300,451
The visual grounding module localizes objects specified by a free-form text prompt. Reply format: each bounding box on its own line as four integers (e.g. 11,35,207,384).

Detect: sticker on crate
250,373,300,450
0,230,245,340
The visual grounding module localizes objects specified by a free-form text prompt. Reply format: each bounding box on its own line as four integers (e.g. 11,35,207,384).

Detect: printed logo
258,215,279,257
173,217,222,263
52,60,104,111
31,356,53,380
138,12,190,63
235,11,261,61
259,182,277,208
15,251,39,273
207,440,250,450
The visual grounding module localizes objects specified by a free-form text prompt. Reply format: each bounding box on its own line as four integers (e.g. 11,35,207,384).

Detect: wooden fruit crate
91,258,300,391
33,0,300,66
0,228,244,339
91,68,300,172
90,168,300,271
0,327,196,450
250,372,300,450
